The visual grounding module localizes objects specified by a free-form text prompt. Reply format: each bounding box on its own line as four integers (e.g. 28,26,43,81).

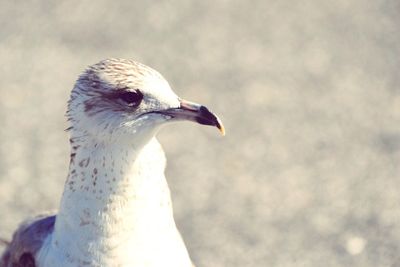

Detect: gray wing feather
0,214,56,267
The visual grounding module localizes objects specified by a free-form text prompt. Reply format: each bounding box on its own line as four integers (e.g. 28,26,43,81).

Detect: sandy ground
0,1,399,266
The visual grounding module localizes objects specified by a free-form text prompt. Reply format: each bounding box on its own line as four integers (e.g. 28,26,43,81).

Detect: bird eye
117,90,143,107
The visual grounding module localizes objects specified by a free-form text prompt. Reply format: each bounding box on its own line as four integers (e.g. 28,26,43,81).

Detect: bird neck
47,137,189,266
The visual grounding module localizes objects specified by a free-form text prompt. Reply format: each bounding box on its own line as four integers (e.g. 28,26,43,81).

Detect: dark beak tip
197,105,225,136
170,99,225,136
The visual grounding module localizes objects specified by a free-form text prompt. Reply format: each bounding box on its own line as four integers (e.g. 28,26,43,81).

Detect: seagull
0,58,224,267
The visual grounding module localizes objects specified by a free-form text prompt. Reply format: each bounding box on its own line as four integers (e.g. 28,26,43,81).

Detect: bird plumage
1,58,222,267
1,214,55,267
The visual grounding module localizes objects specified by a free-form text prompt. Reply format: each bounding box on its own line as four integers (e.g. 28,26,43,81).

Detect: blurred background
0,1,399,266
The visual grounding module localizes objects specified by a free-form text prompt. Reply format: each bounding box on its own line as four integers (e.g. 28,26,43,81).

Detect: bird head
67,58,224,146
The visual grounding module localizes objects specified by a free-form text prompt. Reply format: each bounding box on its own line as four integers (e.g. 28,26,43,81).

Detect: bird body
1,59,223,267
38,138,192,267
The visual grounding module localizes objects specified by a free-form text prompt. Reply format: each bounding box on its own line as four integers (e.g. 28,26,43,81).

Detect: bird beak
159,99,225,136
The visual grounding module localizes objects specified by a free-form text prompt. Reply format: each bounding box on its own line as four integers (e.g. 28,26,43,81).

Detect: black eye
118,90,143,107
